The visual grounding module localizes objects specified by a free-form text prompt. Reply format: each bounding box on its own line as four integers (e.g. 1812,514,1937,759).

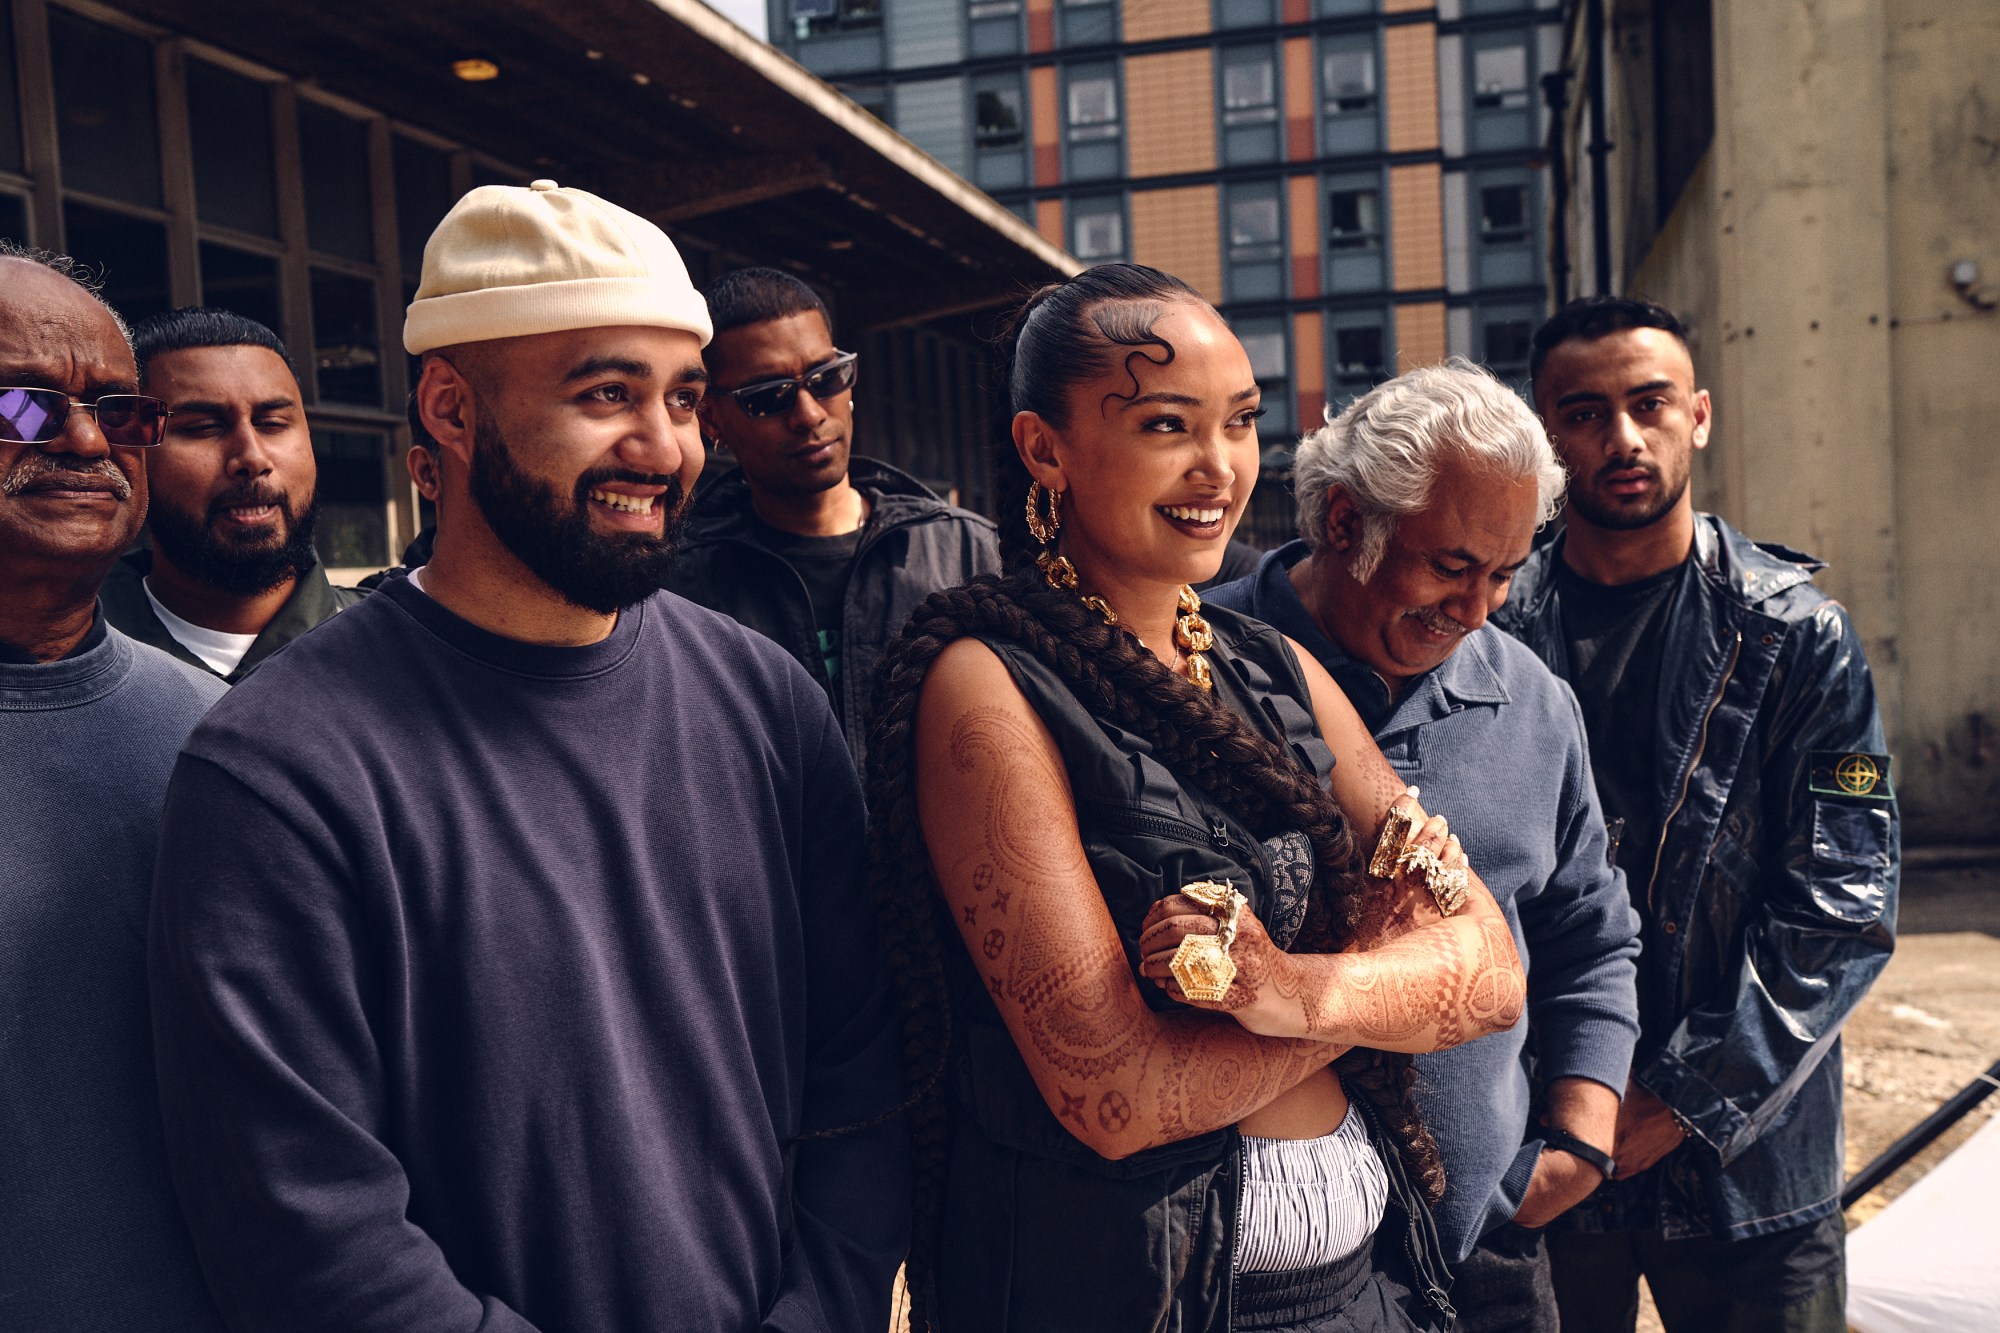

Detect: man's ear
404,444,441,503
1012,411,1067,494
415,355,478,467
1323,485,1362,553
1689,387,1713,453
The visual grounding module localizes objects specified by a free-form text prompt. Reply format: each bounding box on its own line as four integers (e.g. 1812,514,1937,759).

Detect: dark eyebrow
1552,389,1610,410
675,363,708,386
1435,547,1531,572
561,356,653,384
1231,386,1260,403
1119,391,1202,410
170,396,299,416
1625,379,1674,397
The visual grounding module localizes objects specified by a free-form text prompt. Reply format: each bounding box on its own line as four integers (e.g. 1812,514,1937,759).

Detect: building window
1070,195,1126,262
50,10,162,210
1226,181,1283,302
1215,0,1277,31
299,101,375,264
968,0,1023,57
187,61,277,239
1220,45,1280,165
1325,176,1386,293
1479,182,1529,245
1058,0,1117,46
1065,66,1121,180
1237,318,1292,437
0,194,27,248
1326,186,1381,251
1479,305,1538,386
1319,35,1379,156
0,0,22,176
790,0,883,39
1468,32,1536,151
312,426,392,568
64,200,171,324
1329,316,1391,407
974,77,1029,190
199,243,284,340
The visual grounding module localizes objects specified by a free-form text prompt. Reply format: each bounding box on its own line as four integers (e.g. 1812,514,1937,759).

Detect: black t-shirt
1555,559,1684,886
746,517,862,707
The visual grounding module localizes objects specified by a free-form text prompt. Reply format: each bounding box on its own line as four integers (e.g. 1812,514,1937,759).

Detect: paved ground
1633,857,2000,1331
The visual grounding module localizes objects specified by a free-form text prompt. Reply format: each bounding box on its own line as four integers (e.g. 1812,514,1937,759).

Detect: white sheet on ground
1847,1105,2000,1332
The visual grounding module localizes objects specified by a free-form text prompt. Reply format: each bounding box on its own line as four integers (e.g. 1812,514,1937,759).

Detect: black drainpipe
1586,0,1614,294
1542,68,1573,305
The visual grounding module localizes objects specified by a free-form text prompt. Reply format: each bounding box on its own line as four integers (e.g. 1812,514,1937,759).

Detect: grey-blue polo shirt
1207,541,1642,1261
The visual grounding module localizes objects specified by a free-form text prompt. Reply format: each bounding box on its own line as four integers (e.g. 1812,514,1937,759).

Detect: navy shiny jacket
1492,515,1898,1240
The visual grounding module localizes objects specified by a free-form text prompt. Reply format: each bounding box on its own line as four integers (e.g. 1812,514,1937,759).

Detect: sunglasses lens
95,395,167,447
806,357,858,400
0,387,65,444
738,383,798,419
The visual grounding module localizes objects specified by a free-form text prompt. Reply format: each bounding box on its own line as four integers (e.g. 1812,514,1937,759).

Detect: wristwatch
1541,1125,1616,1180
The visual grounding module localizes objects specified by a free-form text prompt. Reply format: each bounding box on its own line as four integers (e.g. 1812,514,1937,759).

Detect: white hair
1292,357,1564,582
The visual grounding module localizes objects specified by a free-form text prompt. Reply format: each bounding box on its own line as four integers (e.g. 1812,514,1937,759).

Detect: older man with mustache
99,308,363,682
0,242,229,1329
1206,359,1641,1333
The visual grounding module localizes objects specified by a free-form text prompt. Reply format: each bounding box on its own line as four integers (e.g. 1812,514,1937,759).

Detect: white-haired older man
1207,359,1640,1333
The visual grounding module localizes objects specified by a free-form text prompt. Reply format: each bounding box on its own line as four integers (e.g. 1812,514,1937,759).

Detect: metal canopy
111,0,1078,327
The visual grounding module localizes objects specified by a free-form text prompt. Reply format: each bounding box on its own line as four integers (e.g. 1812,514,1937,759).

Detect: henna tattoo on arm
917,678,1346,1159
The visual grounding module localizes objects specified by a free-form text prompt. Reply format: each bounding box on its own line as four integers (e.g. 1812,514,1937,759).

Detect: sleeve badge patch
1809,751,1894,801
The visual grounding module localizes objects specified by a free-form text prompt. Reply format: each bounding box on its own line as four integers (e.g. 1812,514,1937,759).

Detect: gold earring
1025,481,1063,545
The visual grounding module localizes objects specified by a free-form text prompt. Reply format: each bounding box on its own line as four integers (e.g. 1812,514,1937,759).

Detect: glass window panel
1327,188,1381,249
975,86,1025,146
187,61,277,238
50,11,161,208
63,201,170,323
1229,194,1281,254
1333,325,1386,385
0,193,26,249
1474,45,1530,109
1480,183,1529,243
0,0,22,175
1223,52,1277,125
300,102,375,262
1068,75,1118,138
968,0,1021,15
1240,328,1286,382
1484,318,1533,375
310,427,389,567
393,137,456,277
198,243,284,340
310,268,382,406
1071,201,1124,261
1216,0,1277,27
1322,47,1376,113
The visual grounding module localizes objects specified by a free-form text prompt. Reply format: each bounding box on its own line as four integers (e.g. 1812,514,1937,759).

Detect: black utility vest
933,605,1450,1333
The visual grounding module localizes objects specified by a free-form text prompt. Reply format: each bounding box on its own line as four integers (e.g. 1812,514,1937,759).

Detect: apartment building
771,0,1561,535
0,0,1068,576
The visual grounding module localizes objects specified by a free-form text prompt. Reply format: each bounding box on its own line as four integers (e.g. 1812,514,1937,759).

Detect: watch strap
1541,1125,1615,1180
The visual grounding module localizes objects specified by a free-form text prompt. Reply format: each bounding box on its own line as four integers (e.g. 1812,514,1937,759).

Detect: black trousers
1545,1213,1847,1333
1235,1242,1428,1333
1449,1225,1558,1333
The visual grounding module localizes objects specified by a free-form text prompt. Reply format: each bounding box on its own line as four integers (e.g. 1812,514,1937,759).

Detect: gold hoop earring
1025,481,1063,545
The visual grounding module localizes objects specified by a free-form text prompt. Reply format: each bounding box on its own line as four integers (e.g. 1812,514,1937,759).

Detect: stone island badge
1809,750,1894,801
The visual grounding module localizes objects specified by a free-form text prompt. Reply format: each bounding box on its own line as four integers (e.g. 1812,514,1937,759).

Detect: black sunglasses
719,351,859,419
0,387,171,449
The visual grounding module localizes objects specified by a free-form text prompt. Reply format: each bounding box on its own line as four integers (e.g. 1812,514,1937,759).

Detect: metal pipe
1585,0,1613,294
1842,1057,2000,1210
1542,68,1574,306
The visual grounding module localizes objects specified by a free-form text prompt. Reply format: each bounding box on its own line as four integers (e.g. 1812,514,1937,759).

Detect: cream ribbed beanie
403,180,712,355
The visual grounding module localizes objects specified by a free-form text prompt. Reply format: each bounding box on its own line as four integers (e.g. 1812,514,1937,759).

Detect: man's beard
1567,459,1691,532
469,416,686,615
147,483,320,597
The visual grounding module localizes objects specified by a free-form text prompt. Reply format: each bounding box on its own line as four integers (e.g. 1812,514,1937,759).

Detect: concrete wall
1601,0,2000,839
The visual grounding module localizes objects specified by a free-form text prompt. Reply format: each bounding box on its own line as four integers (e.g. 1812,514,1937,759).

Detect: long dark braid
861,265,1443,1330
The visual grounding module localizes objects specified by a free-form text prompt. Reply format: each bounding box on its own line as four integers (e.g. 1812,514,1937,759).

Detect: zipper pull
1209,818,1230,849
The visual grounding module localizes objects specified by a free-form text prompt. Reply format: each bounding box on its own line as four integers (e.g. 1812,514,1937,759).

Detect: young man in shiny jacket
1493,296,1898,1332
669,268,998,772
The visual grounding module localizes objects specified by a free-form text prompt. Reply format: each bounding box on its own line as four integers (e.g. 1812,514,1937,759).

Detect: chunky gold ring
1370,803,1419,880
1397,844,1469,916
1169,880,1246,1002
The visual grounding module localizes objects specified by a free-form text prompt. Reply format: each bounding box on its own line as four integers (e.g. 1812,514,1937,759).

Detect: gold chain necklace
1037,550,1214,692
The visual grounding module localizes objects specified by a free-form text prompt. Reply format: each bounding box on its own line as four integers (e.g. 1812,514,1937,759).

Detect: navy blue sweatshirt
148,576,910,1332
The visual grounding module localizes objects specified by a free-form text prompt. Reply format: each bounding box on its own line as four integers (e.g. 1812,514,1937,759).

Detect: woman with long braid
862,265,1526,1331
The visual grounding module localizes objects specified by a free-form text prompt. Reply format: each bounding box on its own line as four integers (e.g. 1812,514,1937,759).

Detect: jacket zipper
1079,801,1240,855
1226,1136,1244,1333
1644,630,1741,913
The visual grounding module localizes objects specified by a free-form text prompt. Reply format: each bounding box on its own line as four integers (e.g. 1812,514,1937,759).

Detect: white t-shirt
143,581,259,677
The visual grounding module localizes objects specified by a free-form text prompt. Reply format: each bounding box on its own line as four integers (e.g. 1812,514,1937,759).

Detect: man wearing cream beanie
149,181,913,1333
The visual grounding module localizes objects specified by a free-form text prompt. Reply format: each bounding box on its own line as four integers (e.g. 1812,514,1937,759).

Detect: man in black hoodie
671,268,998,770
